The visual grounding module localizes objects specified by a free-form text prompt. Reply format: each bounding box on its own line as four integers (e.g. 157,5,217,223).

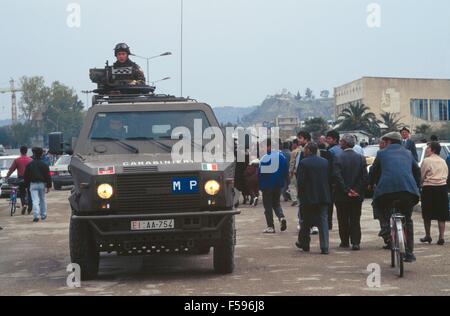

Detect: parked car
0,155,19,197
364,142,450,170
50,155,73,190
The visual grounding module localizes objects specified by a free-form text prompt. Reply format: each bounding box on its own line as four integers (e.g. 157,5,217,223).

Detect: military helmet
114,43,131,56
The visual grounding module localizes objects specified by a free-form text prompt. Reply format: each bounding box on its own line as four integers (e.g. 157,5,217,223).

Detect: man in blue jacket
296,142,332,254
370,132,421,263
258,138,289,234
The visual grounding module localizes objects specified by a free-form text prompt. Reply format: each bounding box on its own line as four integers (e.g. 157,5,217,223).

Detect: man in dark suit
333,135,368,251
400,127,419,162
295,142,332,254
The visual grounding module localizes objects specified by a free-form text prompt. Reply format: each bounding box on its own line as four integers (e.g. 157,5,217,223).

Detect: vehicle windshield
55,155,71,165
89,111,211,141
363,146,379,157
0,159,14,170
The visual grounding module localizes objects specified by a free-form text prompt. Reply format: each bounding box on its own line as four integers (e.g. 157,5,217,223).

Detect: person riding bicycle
370,132,421,263
6,146,32,215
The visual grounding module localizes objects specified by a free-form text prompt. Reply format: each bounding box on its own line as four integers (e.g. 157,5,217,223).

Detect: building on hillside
334,77,450,132
276,116,300,140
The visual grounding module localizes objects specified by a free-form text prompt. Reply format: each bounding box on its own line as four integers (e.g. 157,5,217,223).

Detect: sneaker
404,253,417,263
33,218,39,223
339,243,350,249
263,227,276,234
41,216,47,221
321,249,330,255
352,245,361,251
252,197,258,207
0,226,3,230
280,218,287,232
21,205,27,215
310,227,319,235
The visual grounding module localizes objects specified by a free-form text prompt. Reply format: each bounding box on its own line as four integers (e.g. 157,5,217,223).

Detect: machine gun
89,61,156,96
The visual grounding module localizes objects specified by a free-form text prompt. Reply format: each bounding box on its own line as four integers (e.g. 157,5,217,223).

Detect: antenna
180,0,184,97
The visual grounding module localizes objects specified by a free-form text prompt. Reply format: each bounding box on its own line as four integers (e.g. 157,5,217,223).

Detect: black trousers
335,200,363,246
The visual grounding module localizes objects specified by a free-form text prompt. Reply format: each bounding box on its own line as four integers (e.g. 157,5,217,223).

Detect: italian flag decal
202,163,218,171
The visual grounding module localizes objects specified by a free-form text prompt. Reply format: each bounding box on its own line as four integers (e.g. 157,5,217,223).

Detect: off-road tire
69,215,99,280
213,216,235,274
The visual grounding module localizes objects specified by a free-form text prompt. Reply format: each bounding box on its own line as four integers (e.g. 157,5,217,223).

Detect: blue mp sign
172,177,199,194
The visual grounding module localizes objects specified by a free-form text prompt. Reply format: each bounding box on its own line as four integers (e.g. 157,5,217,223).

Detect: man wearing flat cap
369,132,421,263
400,127,419,162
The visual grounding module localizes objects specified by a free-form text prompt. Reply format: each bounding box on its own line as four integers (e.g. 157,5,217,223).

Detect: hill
241,92,334,125
212,106,257,124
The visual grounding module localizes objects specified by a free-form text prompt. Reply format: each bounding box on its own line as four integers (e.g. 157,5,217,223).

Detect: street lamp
131,52,172,85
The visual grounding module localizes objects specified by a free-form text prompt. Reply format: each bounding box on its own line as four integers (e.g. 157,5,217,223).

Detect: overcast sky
1,0,449,119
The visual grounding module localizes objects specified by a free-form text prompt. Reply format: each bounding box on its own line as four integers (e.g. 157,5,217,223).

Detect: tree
320,90,330,98
304,117,329,134
337,103,377,133
415,124,432,136
304,88,313,100
10,122,37,147
18,77,85,143
378,112,401,132
19,76,51,122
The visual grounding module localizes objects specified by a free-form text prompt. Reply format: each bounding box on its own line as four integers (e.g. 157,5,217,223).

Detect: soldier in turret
112,43,146,85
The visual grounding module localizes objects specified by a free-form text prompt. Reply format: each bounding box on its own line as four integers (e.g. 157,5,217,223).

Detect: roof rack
93,93,192,105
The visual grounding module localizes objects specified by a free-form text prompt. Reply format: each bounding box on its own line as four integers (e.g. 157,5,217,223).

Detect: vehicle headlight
204,180,220,196
97,183,114,200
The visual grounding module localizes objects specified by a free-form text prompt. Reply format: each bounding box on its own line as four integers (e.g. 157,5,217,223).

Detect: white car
364,142,450,169
0,155,19,197
50,155,73,190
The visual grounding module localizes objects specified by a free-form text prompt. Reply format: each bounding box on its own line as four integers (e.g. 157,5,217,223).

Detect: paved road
0,190,449,296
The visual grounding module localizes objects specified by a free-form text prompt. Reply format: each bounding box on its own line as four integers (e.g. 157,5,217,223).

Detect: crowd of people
235,128,450,261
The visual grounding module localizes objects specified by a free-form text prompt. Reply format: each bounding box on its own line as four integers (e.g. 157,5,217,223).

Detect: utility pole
0,79,23,124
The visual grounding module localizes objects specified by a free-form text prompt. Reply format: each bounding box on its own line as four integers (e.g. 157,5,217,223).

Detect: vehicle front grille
115,172,201,213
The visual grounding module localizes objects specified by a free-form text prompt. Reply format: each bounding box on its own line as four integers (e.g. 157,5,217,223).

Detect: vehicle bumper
52,176,74,186
72,210,240,255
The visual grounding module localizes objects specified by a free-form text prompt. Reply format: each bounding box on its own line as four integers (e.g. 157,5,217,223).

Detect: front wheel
213,216,236,274
69,216,99,280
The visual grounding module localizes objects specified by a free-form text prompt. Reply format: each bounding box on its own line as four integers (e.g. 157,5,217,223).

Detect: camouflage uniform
112,59,146,85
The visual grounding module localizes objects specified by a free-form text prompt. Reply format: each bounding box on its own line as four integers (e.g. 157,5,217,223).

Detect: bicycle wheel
395,228,404,278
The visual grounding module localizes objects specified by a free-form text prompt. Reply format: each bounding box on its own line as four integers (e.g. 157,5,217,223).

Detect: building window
410,99,429,120
430,100,449,121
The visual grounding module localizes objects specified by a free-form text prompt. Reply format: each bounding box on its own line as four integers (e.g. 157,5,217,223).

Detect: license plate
59,172,70,176
131,219,175,231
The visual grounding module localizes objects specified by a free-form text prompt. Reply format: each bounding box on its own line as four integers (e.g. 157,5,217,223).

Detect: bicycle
10,185,18,217
390,200,407,278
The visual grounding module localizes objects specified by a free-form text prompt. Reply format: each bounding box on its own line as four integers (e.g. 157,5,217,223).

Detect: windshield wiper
125,137,172,152
91,137,139,154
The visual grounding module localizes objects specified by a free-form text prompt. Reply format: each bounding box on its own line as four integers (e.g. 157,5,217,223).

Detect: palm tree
415,124,432,136
337,103,377,133
378,112,401,132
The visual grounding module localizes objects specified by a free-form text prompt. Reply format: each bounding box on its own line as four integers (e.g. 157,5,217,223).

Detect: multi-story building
334,77,450,131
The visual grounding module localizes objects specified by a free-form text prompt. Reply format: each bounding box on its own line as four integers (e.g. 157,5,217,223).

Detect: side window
440,147,449,160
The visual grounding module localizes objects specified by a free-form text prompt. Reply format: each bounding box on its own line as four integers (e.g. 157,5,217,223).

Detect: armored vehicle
64,65,239,280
